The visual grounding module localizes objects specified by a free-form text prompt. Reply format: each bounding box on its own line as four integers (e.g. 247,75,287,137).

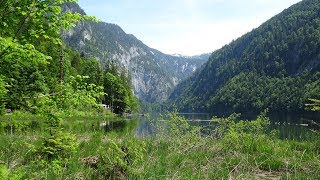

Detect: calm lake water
134,112,320,140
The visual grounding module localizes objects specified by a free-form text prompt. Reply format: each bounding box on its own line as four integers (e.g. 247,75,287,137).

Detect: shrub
97,138,146,179
39,131,78,160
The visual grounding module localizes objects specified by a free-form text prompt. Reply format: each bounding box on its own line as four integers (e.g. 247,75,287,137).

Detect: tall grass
0,111,319,179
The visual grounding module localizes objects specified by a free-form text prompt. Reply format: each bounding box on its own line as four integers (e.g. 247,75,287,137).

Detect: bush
34,75,104,115
216,111,275,152
39,131,78,160
97,138,146,179
215,110,270,139
154,111,202,147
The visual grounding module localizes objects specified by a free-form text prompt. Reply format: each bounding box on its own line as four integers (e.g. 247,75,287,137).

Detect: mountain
169,0,320,115
61,3,209,102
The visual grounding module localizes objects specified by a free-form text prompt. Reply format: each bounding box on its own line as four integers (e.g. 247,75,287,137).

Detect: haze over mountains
61,3,209,103
169,0,320,114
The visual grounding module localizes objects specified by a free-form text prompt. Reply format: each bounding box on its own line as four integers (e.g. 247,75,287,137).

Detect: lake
134,112,320,140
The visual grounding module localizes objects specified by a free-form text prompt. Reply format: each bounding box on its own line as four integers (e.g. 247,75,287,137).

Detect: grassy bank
0,111,319,179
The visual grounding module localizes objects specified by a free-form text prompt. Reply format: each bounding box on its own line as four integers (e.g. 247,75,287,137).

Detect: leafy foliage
306,99,320,111
0,0,138,115
97,138,146,179
0,0,97,111
103,62,139,114
0,37,50,110
61,75,104,111
39,131,78,160
215,111,273,151
0,0,96,46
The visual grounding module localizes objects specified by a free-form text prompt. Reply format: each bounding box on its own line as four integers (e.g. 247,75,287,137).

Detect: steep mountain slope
61,3,209,102
169,0,320,114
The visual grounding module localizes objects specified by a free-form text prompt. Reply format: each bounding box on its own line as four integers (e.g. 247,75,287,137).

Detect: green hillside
62,3,209,103
169,0,320,114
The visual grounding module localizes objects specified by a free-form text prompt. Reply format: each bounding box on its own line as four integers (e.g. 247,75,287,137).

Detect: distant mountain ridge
61,3,209,102
169,0,320,114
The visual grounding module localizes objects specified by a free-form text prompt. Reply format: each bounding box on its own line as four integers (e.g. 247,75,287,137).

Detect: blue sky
78,0,301,56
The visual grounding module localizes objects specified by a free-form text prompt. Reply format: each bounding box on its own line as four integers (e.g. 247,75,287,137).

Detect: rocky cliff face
61,3,209,102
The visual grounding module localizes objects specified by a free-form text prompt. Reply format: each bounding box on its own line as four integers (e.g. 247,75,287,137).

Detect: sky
78,0,302,56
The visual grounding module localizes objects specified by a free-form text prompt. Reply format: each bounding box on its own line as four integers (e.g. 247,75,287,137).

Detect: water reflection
135,116,154,137
134,112,320,140
268,112,320,140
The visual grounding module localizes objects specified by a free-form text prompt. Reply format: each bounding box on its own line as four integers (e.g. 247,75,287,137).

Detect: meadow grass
0,111,319,179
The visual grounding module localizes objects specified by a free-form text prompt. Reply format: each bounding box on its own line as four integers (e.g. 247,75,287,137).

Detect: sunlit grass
0,111,319,179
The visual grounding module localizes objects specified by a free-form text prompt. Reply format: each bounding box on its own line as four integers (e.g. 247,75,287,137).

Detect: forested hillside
61,3,209,102
169,0,320,114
